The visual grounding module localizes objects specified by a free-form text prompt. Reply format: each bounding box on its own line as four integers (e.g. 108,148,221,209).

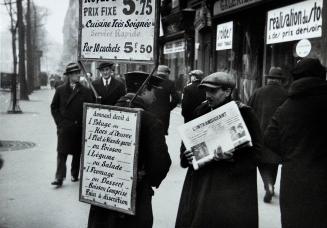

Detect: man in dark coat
176,72,263,228
181,69,206,123
264,58,327,228
92,61,126,105
248,66,287,203
87,71,172,228
149,65,180,135
50,62,94,186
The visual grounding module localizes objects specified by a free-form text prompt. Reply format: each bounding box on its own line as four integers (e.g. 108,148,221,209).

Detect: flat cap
157,65,170,77
125,71,163,93
265,67,285,79
63,62,81,75
291,58,326,81
199,72,236,89
189,70,204,79
97,61,114,70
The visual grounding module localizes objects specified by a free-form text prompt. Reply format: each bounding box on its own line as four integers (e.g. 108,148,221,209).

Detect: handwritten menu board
79,103,141,215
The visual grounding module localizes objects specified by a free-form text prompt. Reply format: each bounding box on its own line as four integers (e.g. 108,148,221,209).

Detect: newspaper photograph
178,101,252,170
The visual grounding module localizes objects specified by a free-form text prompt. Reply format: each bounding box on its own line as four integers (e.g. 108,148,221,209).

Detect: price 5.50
124,42,153,53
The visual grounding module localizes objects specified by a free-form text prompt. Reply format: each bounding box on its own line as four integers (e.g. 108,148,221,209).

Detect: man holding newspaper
176,72,263,228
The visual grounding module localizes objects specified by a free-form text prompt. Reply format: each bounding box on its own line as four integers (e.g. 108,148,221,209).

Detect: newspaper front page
178,101,252,170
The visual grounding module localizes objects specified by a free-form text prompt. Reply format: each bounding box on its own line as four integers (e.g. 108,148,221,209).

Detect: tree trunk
26,0,34,94
17,0,29,100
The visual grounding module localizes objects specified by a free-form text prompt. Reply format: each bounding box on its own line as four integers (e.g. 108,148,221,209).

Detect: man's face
140,87,156,105
69,71,81,84
99,66,113,79
205,87,231,108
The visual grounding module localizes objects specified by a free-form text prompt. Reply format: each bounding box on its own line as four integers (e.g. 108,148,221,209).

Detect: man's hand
183,150,194,165
213,148,233,161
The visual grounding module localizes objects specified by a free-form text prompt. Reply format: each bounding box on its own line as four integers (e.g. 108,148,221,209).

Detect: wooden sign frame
79,103,142,215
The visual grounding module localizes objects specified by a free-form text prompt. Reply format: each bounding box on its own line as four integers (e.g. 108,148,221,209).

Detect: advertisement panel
216,21,233,50
79,0,157,62
80,103,141,215
267,0,323,44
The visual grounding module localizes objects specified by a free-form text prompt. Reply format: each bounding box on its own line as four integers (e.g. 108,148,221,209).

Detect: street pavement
0,87,281,228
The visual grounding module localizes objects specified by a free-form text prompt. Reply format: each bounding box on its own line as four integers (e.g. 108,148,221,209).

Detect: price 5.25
124,42,153,54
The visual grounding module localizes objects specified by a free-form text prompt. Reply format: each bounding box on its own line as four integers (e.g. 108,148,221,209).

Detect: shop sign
79,0,157,62
267,0,323,44
214,0,262,16
216,21,233,51
296,39,311,57
164,40,185,54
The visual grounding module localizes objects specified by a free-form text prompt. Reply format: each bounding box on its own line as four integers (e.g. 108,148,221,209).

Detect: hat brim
198,83,221,89
64,69,81,75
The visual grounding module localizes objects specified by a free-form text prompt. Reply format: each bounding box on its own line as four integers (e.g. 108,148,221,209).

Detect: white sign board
214,0,262,16
296,39,312,57
163,39,185,54
216,21,233,51
80,104,141,215
79,0,157,62
267,0,323,44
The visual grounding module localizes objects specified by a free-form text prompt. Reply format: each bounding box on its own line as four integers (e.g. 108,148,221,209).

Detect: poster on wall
79,103,141,215
216,21,233,51
266,0,323,44
79,0,158,62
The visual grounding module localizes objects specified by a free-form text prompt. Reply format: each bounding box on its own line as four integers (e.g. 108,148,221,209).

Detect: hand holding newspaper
178,101,252,170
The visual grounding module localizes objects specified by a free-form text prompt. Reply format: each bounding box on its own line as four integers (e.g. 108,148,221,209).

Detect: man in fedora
50,62,94,187
92,61,126,105
248,66,288,203
149,65,180,135
87,71,171,228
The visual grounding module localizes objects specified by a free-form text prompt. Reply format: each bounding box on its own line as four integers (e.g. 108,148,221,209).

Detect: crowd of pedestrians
49,57,327,228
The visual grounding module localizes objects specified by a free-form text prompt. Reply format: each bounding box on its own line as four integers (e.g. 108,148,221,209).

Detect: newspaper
178,101,252,170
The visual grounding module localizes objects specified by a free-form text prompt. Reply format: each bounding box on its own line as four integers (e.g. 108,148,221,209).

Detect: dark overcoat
51,82,94,155
264,77,327,228
149,79,180,134
176,100,263,228
248,81,287,163
87,94,172,228
92,77,126,105
181,80,206,123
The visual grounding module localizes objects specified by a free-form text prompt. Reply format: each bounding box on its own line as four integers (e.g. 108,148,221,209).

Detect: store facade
212,0,326,102
160,0,326,103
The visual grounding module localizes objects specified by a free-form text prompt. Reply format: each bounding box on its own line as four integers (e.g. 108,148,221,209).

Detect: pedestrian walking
248,66,287,203
50,62,94,187
87,71,172,228
176,72,263,228
181,69,206,123
264,58,327,228
92,61,126,105
149,65,180,135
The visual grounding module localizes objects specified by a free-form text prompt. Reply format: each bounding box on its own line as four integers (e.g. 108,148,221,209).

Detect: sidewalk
0,87,90,228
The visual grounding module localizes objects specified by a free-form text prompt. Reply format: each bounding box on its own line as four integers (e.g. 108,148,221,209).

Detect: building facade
160,0,327,102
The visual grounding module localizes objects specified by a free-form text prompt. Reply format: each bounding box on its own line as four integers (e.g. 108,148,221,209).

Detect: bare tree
17,0,29,100
26,0,33,94
3,0,22,113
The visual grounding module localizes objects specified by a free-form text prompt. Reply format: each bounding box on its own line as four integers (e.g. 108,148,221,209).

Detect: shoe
51,179,63,186
71,176,79,182
263,190,273,203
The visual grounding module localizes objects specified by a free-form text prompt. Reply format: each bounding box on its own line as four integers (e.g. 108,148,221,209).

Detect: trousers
55,152,81,180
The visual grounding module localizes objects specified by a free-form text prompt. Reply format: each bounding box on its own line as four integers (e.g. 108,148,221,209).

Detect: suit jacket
181,80,206,123
92,77,126,105
50,82,93,155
